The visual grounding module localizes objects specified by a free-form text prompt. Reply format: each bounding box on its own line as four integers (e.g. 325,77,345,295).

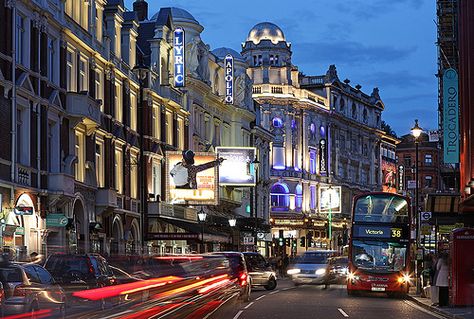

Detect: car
209,252,251,301
324,256,349,285
242,252,277,290
287,250,336,286
0,259,65,317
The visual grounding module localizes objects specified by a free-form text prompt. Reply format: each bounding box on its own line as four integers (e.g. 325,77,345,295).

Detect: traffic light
278,237,284,246
292,239,297,248
307,231,313,248
300,236,306,247
285,238,291,246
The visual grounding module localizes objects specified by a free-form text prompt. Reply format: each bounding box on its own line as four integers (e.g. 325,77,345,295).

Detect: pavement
408,293,474,319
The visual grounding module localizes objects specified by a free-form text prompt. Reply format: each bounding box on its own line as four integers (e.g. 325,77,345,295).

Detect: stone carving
234,73,253,108
186,36,210,84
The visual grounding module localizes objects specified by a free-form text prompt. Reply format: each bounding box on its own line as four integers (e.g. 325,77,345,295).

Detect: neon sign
224,54,233,104
174,27,185,87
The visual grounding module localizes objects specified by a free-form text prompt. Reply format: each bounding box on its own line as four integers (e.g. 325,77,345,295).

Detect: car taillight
239,272,247,286
87,259,94,275
13,285,27,297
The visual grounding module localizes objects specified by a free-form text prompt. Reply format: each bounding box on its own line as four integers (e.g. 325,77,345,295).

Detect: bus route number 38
391,228,402,238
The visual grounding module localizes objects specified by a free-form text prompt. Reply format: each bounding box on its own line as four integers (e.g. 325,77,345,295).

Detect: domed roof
212,47,245,62
150,7,199,25
247,22,286,45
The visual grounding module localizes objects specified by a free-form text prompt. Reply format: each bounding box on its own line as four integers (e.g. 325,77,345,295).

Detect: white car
287,250,336,286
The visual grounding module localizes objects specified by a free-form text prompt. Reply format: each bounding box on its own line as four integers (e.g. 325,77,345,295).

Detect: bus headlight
287,268,301,275
397,273,412,284
347,272,359,282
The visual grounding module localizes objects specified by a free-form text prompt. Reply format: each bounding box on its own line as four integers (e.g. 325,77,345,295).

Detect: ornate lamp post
411,119,423,294
197,207,207,253
132,63,150,254
229,218,237,250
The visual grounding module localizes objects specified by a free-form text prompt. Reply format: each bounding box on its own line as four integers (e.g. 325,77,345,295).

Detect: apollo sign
224,54,233,104
174,27,185,87
443,68,459,163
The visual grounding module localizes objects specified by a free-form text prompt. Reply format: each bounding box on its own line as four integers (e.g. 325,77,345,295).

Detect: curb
407,295,464,319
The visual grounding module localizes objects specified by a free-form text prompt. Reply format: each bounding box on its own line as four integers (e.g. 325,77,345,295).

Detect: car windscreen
295,252,331,264
0,267,23,282
45,256,91,276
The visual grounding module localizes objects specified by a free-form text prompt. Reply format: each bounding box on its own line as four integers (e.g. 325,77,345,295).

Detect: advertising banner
319,186,341,214
319,139,327,176
382,161,397,193
224,54,233,104
442,68,459,163
216,147,256,186
166,151,219,205
174,27,185,87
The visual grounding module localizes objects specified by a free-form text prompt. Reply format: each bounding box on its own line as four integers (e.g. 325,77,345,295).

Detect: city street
228,280,443,319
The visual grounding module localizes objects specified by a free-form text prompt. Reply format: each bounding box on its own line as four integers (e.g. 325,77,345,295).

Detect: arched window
213,72,219,94
352,103,357,119
340,98,345,112
363,108,368,123
272,117,283,128
295,184,303,211
270,183,289,211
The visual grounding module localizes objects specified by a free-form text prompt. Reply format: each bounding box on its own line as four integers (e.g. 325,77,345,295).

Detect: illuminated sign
174,27,185,87
272,219,304,226
319,139,327,175
216,147,256,186
14,206,34,215
353,225,406,239
443,68,459,163
382,161,397,193
398,165,404,191
319,186,341,214
166,151,218,205
224,54,233,104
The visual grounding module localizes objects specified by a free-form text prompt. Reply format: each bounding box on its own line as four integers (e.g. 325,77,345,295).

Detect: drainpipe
37,103,41,189
11,3,17,184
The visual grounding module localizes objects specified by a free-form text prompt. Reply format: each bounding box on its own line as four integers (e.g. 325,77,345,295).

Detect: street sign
243,236,254,245
15,226,24,235
421,211,432,221
407,180,417,189
14,206,34,215
46,214,68,227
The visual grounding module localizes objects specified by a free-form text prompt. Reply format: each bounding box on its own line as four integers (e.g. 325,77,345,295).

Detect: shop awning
155,217,231,243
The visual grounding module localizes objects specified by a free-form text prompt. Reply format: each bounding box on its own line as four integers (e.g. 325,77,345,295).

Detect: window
78,56,88,92
270,183,289,210
130,92,137,131
65,0,88,30
152,105,160,139
95,139,104,187
95,68,104,110
339,98,345,112
48,37,57,83
166,111,173,145
177,117,185,149
75,130,85,182
425,176,433,188
352,103,357,119
16,107,30,166
130,152,138,199
95,4,103,42
15,14,26,65
425,154,433,166
404,155,412,167
152,161,161,199
363,108,368,123
295,185,303,211
309,149,316,174
115,80,122,122
115,23,121,57
115,146,123,194
47,122,53,172
310,185,316,209
66,49,76,91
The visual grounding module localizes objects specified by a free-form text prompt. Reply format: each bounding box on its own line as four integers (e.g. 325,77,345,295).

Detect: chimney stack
133,0,148,21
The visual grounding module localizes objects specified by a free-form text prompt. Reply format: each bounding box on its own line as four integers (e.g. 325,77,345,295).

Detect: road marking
233,310,243,319
338,308,349,317
255,295,266,301
244,302,254,309
403,300,448,319
282,287,294,291
269,289,280,295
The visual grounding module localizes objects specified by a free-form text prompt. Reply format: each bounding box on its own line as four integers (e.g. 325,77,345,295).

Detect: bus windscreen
354,194,409,223
351,240,407,272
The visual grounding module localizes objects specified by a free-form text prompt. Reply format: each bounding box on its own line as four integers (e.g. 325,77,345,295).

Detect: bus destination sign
354,225,405,239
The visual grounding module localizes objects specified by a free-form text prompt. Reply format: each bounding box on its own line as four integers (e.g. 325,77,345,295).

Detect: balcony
147,202,197,222
158,85,184,106
96,188,117,210
48,173,75,197
66,92,101,134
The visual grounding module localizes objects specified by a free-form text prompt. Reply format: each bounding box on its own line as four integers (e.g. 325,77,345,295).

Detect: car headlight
315,268,326,275
287,268,301,275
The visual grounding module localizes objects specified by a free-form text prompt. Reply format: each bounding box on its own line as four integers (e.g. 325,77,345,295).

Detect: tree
381,120,397,138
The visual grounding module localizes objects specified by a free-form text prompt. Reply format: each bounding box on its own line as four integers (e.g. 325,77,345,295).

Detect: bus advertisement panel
347,192,412,296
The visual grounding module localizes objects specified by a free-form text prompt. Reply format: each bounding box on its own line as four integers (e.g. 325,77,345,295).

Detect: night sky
125,0,438,136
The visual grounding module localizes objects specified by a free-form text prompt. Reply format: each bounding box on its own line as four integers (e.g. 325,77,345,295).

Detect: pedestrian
283,255,289,277
435,252,449,307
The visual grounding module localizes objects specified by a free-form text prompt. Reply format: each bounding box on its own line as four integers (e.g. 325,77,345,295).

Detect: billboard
166,151,219,205
174,27,185,87
442,68,459,163
224,55,233,104
382,161,397,193
319,186,341,214
216,147,256,186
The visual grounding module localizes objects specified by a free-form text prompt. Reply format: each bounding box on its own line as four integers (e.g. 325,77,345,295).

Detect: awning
154,217,231,243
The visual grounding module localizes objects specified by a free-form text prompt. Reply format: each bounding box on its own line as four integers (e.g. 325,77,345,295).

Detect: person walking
434,252,450,307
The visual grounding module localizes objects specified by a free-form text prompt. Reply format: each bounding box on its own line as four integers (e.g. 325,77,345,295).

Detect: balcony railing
48,173,75,197
96,188,118,209
66,92,101,134
17,165,31,186
147,202,197,222
158,85,184,106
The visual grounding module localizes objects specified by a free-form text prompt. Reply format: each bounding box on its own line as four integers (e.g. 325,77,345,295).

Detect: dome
150,7,199,25
212,47,245,62
246,22,286,45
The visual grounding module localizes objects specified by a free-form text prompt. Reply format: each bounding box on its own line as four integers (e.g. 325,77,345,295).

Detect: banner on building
319,139,327,176
174,27,185,87
398,165,404,191
216,147,256,186
442,68,459,163
319,186,341,214
166,151,219,205
224,54,233,104
382,161,397,193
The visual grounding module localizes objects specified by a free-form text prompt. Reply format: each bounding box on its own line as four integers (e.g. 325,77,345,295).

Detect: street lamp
132,62,150,254
197,207,207,253
252,157,260,251
229,218,236,251
411,119,423,294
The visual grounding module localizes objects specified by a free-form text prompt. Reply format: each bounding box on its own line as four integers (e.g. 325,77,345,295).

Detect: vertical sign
319,139,327,176
224,54,233,104
174,27,185,87
443,68,459,163
398,165,404,191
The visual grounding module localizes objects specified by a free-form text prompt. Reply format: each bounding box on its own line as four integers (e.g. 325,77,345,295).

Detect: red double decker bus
347,192,412,297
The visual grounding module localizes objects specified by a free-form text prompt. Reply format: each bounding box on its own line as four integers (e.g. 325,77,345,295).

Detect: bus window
354,195,409,223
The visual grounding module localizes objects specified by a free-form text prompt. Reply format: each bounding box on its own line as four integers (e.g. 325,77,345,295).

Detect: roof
246,22,286,45
211,47,245,62
150,7,199,25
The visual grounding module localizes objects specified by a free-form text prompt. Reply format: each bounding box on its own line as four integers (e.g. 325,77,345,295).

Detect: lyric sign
174,27,185,87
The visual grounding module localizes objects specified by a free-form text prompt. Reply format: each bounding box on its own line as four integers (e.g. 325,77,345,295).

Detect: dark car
0,261,65,317
44,253,116,305
242,252,277,290
324,256,349,286
209,252,251,301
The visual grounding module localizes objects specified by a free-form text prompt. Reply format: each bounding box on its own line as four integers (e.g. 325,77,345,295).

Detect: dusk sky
125,0,438,136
